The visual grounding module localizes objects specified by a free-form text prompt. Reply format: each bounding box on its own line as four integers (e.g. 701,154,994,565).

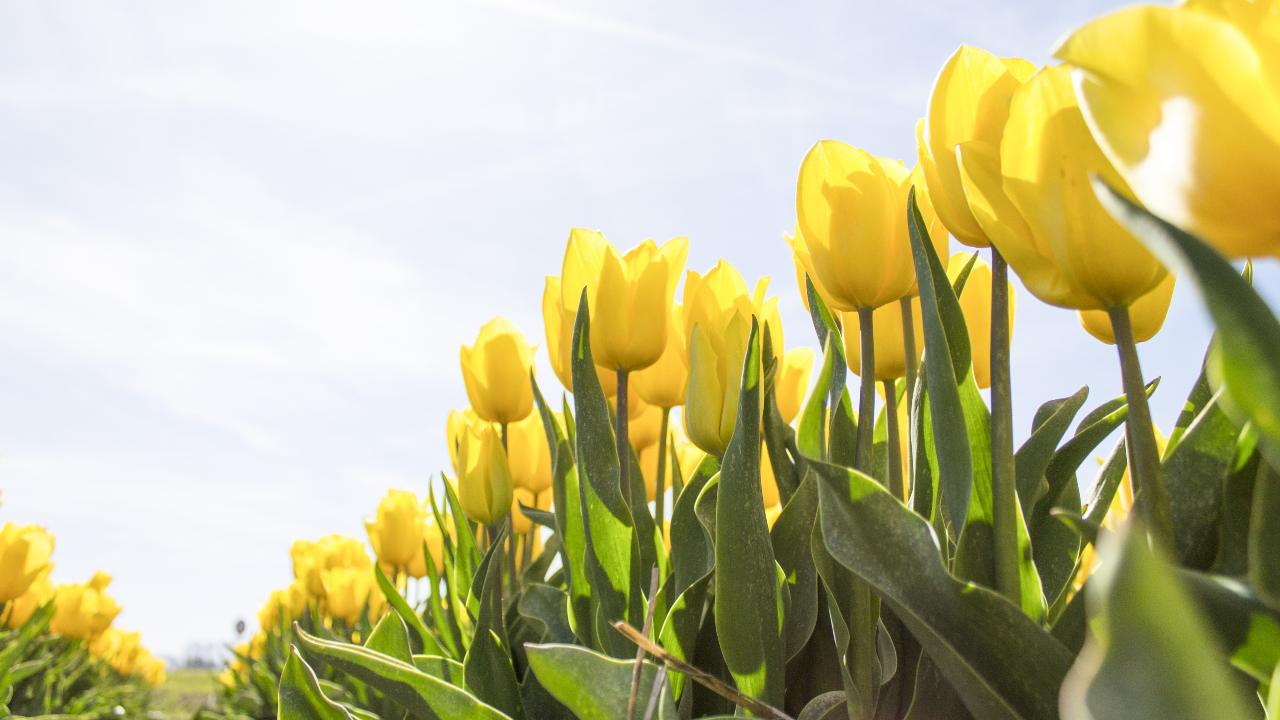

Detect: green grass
149,668,217,718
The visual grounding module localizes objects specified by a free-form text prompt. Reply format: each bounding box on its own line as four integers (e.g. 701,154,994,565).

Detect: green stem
855,307,877,474
883,379,904,502
654,407,670,539
1107,305,1174,547
990,249,1020,603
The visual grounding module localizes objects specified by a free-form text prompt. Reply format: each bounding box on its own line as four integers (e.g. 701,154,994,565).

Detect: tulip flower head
510,487,552,535
957,65,1169,310
456,422,514,525
506,409,553,494
1079,273,1175,345
319,566,381,625
559,227,689,372
0,522,54,602
842,297,925,382
919,45,1037,248
363,489,427,572
543,274,618,397
1056,2,1280,258
51,571,121,640
6,574,53,629
460,317,536,425
291,535,372,598
632,304,689,408
406,518,448,579
775,347,815,424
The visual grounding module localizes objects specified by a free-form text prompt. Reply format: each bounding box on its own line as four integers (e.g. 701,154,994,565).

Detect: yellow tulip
0,522,54,602
672,424,707,484
363,489,426,572
1079,273,1175,345
631,305,688,408
559,227,688,372
760,445,781,508
406,518,447,579
625,395,666,452
919,46,1037,247
957,65,1169,311
319,566,379,625
51,572,121,640
291,535,371,598
1055,2,1280,258
946,255,1015,389
456,422,514,525
542,275,618,397
258,581,308,631
135,652,166,686
511,487,552,535
786,227,837,313
460,317,535,425
7,575,53,628
685,312,754,457
506,410,552,494
796,141,915,311
765,504,783,530
775,347,814,425
684,261,783,358
842,297,924,381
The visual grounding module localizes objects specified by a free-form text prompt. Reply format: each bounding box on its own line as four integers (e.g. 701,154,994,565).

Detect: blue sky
0,0,1266,659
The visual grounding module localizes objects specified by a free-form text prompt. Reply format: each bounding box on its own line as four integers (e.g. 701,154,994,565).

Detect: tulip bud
456,423,514,525
919,46,1036,248
842,297,925,381
957,65,1169,310
0,522,54,602
1079,273,1175,345
543,275,617,397
407,519,447,579
319,566,380,625
685,313,754,457
796,142,915,311
363,489,426,572
51,572,121,639
1056,4,1280,258
559,228,688,372
6,575,52,628
946,255,1015,389
632,305,689,408
786,227,837,314
775,348,814,425
506,410,552,494
460,317,536,425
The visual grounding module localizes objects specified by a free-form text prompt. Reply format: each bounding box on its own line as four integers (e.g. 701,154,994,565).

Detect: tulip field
4,2,1280,719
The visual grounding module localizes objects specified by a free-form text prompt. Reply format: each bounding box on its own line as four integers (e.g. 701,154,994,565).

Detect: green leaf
1164,390,1240,569
463,527,523,718
814,459,1072,720
518,584,575,645
294,625,508,720
524,644,676,720
1059,523,1256,720
763,327,801,504
714,318,785,707
1015,387,1089,517
0,601,54,673
363,611,413,663
413,655,466,686
1251,463,1280,609
1179,571,1280,684
907,188,972,535
772,473,820,662
278,647,355,720
1096,183,1280,469
373,564,442,657
570,292,642,656
657,457,716,700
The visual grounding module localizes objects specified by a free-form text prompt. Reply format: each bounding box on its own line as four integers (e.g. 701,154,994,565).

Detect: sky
0,0,1270,660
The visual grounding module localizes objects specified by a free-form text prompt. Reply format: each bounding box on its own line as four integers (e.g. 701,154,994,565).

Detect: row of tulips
209,1,1280,718
0,520,165,718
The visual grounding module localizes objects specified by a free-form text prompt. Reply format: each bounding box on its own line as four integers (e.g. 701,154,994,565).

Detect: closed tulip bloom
919,46,1037,247
559,227,688,372
946,255,1015,389
1079,273,1175,345
685,312,754,457
775,347,814,424
796,141,915,311
0,522,54,602
456,423,514,525
760,445,781,508
684,261,783,357
407,519,447,579
786,228,837,313
460,317,535,425
319,566,379,625
957,65,1169,310
625,395,666,452
364,489,426,572
511,487,552,535
842,297,925,381
542,275,617,397
258,581,308,631
51,572,121,639
506,410,552,494
632,305,688,408
291,535,371,598
7,575,53,628
1056,2,1280,258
